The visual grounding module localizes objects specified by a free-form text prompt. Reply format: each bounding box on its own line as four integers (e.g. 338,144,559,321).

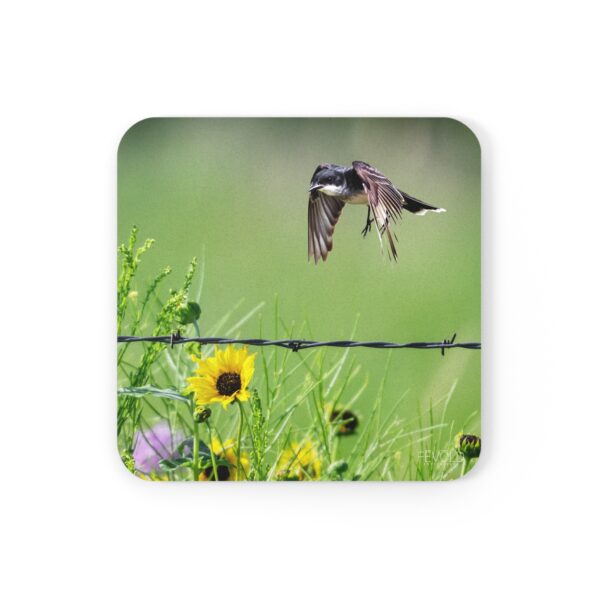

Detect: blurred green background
118,118,480,431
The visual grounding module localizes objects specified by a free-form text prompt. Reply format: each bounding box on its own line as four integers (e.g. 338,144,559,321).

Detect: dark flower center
330,409,359,435
202,465,231,481
216,372,241,396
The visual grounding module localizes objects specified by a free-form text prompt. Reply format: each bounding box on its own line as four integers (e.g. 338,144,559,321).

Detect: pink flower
132,422,186,474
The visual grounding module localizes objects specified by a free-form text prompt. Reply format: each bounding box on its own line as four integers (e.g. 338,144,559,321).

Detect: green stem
331,436,339,463
205,420,219,481
192,320,201,338
236,401,244,481
461,457,471,478
192,420,200,481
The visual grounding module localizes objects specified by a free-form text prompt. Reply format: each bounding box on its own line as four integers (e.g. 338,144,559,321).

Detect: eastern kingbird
308,161,445,263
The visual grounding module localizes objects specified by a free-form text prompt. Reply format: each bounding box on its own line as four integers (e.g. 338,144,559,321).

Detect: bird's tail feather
400,191,446,215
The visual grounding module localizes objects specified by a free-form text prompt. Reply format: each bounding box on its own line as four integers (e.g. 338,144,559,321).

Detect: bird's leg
361,207,374,237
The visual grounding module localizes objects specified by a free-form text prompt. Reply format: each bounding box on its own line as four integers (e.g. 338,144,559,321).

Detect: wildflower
132,422,184,475
454,432,481,460
276,440,322,481
199,438,249,481
326,405,359,436
127,290,138,301
185,345,256,409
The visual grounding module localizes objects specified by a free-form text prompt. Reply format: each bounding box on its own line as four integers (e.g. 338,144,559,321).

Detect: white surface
1,1,599,598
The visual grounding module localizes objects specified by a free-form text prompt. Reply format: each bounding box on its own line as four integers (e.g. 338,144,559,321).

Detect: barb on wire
117,333,481,355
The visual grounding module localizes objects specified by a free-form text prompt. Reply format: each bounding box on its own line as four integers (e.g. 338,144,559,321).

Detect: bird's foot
361,217,374,237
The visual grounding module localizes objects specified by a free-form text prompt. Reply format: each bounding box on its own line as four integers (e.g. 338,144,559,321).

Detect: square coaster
117,118,481,481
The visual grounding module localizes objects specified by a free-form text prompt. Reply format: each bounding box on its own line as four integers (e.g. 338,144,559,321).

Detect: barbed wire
117,332,480,355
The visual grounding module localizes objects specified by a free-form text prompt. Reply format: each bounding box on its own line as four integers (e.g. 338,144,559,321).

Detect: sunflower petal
237,389,250,402
195,356,220,377
231,346,248,371
222,345,236,371
240,353,256,388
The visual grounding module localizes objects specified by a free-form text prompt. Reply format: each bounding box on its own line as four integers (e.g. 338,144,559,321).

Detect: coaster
117,118,481,481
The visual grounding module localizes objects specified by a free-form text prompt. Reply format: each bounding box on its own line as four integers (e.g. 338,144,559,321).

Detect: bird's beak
309,184,323,192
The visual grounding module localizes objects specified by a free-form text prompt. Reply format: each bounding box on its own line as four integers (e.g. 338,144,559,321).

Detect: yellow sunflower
199,438,249,481
185,345,256,409
276,440,322,481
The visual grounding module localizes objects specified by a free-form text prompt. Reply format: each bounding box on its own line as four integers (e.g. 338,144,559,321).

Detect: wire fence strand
117,333,481,355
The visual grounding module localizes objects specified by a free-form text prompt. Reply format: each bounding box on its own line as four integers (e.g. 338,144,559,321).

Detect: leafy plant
117,227,480,481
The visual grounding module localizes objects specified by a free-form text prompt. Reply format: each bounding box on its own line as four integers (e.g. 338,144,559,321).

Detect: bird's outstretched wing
308,191,345,263
352,160,404,261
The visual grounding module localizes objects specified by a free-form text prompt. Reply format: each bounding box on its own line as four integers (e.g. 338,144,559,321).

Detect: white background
2,1,599,598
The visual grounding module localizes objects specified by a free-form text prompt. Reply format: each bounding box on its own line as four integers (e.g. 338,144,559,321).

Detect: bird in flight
308,161,445,263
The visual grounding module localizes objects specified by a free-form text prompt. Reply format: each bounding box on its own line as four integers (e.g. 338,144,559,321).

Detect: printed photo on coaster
117,118,481,481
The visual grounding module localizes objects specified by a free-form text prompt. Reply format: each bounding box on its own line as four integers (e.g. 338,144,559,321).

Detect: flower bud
454,433,481,460
177,301,201,325
194,406,212,423
327,460,349,477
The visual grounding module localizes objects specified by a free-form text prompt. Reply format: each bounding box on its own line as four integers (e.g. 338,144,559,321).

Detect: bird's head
309,165,346,196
